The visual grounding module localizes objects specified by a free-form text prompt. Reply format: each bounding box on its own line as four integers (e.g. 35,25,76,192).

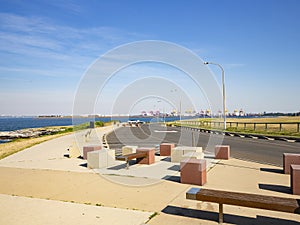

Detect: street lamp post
204,61,227,130
157,100,161,123
171,89,182,124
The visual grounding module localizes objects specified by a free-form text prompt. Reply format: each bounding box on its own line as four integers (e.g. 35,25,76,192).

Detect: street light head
204,62,209,65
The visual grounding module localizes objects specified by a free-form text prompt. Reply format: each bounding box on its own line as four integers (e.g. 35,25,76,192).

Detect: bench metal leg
219,203,223,224
126,160,129,169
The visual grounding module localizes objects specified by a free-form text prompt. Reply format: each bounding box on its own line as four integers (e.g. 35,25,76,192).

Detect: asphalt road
107,124,300,167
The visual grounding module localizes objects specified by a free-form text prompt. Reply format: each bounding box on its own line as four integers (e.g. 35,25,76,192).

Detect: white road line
154,130,178,133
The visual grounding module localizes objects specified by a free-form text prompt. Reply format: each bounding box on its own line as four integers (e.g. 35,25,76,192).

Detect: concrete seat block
105,148,116,166
87,149,116,169
174,146,203,153
171,148,184,163
215,145,230,160
291,164,300,195
122,145,138,155
180,158,207,185
69,142,80,158
185,147,203,153
283,153,300,174
182,152,204,160
171,146,203,163
136,148,155,165
160,143,175,156
83,145,102,159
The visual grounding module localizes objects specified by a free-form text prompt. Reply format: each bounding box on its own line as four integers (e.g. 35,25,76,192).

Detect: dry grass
225,116,300,123
200,116,300,123
225,117,300,134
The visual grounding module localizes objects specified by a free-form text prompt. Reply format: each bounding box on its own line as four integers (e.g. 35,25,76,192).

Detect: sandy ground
0,125,300,224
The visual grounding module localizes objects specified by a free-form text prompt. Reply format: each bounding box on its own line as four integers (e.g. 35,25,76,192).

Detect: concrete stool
291,165,300,195
171,147,184,163
180,158,206,185
122,145,138,155
160,143,175,156
87,149,116,169
83,145,102,159
215,145,230,160
68,142,80,158
136,148,155,165
182,152,204,160
171,146,203,163
283,153,300,174
184,146,203,154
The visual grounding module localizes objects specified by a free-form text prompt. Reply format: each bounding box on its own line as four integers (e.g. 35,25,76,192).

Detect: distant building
239,109,245,116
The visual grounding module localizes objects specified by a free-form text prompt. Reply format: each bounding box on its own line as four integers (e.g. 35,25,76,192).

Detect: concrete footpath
0,194,152,225
0,126,300,225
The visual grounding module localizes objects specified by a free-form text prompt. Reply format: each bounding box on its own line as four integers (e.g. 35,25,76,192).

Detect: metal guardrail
176,120,300,133
172,124,300,143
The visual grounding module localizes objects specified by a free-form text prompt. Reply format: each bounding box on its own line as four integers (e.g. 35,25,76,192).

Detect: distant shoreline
0,116,184,133
1,111,299,119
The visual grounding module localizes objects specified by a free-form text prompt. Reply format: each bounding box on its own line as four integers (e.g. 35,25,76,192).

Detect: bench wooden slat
116,152,147,161
116,152,148,169
186,188,300,214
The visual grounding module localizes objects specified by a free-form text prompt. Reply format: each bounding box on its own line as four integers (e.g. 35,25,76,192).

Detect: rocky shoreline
0,127,67,141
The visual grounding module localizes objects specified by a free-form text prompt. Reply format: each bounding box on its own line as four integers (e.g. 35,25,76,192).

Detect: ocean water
0,116,187,132
0,117,73,132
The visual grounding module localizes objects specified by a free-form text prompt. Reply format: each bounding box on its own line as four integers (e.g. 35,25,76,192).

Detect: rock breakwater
0,127,67,141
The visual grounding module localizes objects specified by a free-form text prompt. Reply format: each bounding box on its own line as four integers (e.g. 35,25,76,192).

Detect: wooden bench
116,152,147,169
186,188,300,224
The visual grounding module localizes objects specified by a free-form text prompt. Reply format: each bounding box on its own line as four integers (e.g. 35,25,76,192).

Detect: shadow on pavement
258,183,291,194
260,168,283,174
161,205,300,225
204,155,215,159
167,165,180,171
160,157,171,162
106,163,132,170
161,175,180,183
79,162,87,168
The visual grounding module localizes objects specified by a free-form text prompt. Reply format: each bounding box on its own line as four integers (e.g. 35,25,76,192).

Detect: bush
95,121,104,127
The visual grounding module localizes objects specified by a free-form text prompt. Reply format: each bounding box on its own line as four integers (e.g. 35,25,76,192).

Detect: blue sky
0,0,300,116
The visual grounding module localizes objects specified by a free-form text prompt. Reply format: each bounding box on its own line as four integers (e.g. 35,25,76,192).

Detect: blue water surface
0,116,188,132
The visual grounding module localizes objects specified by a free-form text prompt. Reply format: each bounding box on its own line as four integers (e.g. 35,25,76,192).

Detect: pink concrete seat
83,145,102,159
180,158,206,186
283,153,300,174
291,164,300,195
215,145,230,160
136,148,155,165
160,143,175,156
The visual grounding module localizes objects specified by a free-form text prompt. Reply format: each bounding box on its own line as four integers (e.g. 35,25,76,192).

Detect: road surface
107,124,300,166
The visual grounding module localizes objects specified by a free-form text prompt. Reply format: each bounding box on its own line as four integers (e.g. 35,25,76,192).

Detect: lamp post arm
204,61,227,130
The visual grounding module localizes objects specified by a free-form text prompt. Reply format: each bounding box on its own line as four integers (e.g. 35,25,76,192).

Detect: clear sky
0,0,300,116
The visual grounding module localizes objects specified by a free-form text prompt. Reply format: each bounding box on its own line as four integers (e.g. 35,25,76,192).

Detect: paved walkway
95,154,217,186
0,126,116,172
0,194,152,225
0,126,299,225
